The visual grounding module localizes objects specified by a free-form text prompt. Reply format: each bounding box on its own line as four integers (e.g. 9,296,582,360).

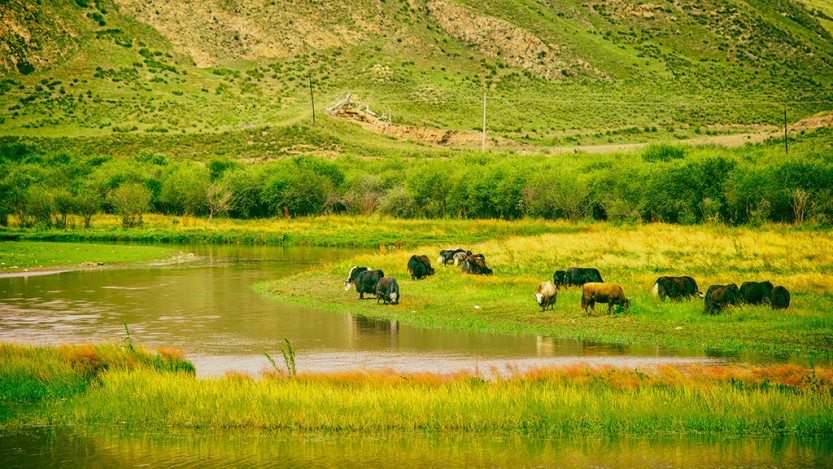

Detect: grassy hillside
0,0,831,148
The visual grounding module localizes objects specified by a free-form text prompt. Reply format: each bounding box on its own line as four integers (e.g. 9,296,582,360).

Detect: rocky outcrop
427,0,575,80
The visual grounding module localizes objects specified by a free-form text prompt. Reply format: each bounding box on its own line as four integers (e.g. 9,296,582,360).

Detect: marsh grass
56,362,833,435
0,343,193,421
2,345,830,436
260,223,833,358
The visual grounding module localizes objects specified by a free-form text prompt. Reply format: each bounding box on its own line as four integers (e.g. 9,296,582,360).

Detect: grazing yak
552,270,567,288
461,254,493,275
344,266,370,291
581,282,632,315
738,281,774,306
565,267,604,287
437,248,466,267
453,250,472,266
349,269,385,300
703,284,739,314
407,255,435,280
376,276,400,305
769,286,791,310
535,281,558,312
652,276,704,301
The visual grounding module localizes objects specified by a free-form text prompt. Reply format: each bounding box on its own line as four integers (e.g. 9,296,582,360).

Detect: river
0,244,733,378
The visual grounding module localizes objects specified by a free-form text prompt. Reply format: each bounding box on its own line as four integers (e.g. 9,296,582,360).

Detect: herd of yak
343,247,791,314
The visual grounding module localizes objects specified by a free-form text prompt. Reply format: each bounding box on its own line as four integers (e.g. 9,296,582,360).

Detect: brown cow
581,282,632,315
461,254,493,275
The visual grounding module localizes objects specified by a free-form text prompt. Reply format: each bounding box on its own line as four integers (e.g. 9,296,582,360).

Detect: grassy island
259,221,833,360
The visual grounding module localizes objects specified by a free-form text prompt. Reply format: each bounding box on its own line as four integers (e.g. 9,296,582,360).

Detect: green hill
1,0,832,150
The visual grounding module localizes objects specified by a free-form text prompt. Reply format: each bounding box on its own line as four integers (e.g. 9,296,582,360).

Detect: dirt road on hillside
330,95,832,153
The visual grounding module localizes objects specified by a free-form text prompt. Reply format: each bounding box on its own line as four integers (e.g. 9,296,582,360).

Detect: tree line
1,138,831,228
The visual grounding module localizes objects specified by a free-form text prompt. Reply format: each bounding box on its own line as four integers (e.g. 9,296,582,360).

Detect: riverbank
0,240,190,276
0,214,584,249
259,222,833,361
1,343,831,437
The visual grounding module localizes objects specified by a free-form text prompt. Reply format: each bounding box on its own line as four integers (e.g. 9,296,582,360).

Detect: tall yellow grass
61,362,833,435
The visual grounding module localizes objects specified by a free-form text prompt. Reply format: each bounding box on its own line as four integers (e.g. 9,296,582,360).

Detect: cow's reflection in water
351,316,399,342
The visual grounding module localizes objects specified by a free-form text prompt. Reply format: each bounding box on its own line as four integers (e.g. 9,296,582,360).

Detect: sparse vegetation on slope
0,0,830,141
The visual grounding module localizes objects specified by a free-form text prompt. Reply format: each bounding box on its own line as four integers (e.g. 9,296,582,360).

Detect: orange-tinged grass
54,361,833,435
256,363,833,393
156,347,186,361
7,342,830,435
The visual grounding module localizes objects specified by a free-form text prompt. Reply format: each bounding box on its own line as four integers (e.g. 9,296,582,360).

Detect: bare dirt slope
114,0,387,67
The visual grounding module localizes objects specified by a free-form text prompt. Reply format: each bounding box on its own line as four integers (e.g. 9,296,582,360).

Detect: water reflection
1,428,830,468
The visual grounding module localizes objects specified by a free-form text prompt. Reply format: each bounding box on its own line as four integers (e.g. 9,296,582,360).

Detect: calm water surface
2,243,828,467
1,428,830,468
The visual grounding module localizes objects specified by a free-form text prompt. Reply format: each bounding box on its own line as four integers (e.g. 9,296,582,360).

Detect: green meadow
0,240,178,273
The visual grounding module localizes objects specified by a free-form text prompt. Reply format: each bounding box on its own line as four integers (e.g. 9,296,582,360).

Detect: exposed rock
427,0,576,80
114,0,386,67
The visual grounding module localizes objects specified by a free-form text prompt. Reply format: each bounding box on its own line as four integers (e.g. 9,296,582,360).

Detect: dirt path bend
544,131,775,155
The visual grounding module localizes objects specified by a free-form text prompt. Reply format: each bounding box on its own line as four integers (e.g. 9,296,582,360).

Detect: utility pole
482,92,487,152
784,108,788,155
308,71,316,125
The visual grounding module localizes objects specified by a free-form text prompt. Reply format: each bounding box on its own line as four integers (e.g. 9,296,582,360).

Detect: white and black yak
344,266,371,291
535,281,558,312
437,248,466,267
349,269,385,300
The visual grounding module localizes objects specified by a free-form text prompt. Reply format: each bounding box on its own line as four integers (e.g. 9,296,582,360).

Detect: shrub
107,183,152,227
642,143,686,162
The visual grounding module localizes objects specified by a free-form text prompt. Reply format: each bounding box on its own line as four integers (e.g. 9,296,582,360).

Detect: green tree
108,183,151,227
24,186,54,228
223,165,268,219
74,186,101,228
159,164,208,216
51,188,75,228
